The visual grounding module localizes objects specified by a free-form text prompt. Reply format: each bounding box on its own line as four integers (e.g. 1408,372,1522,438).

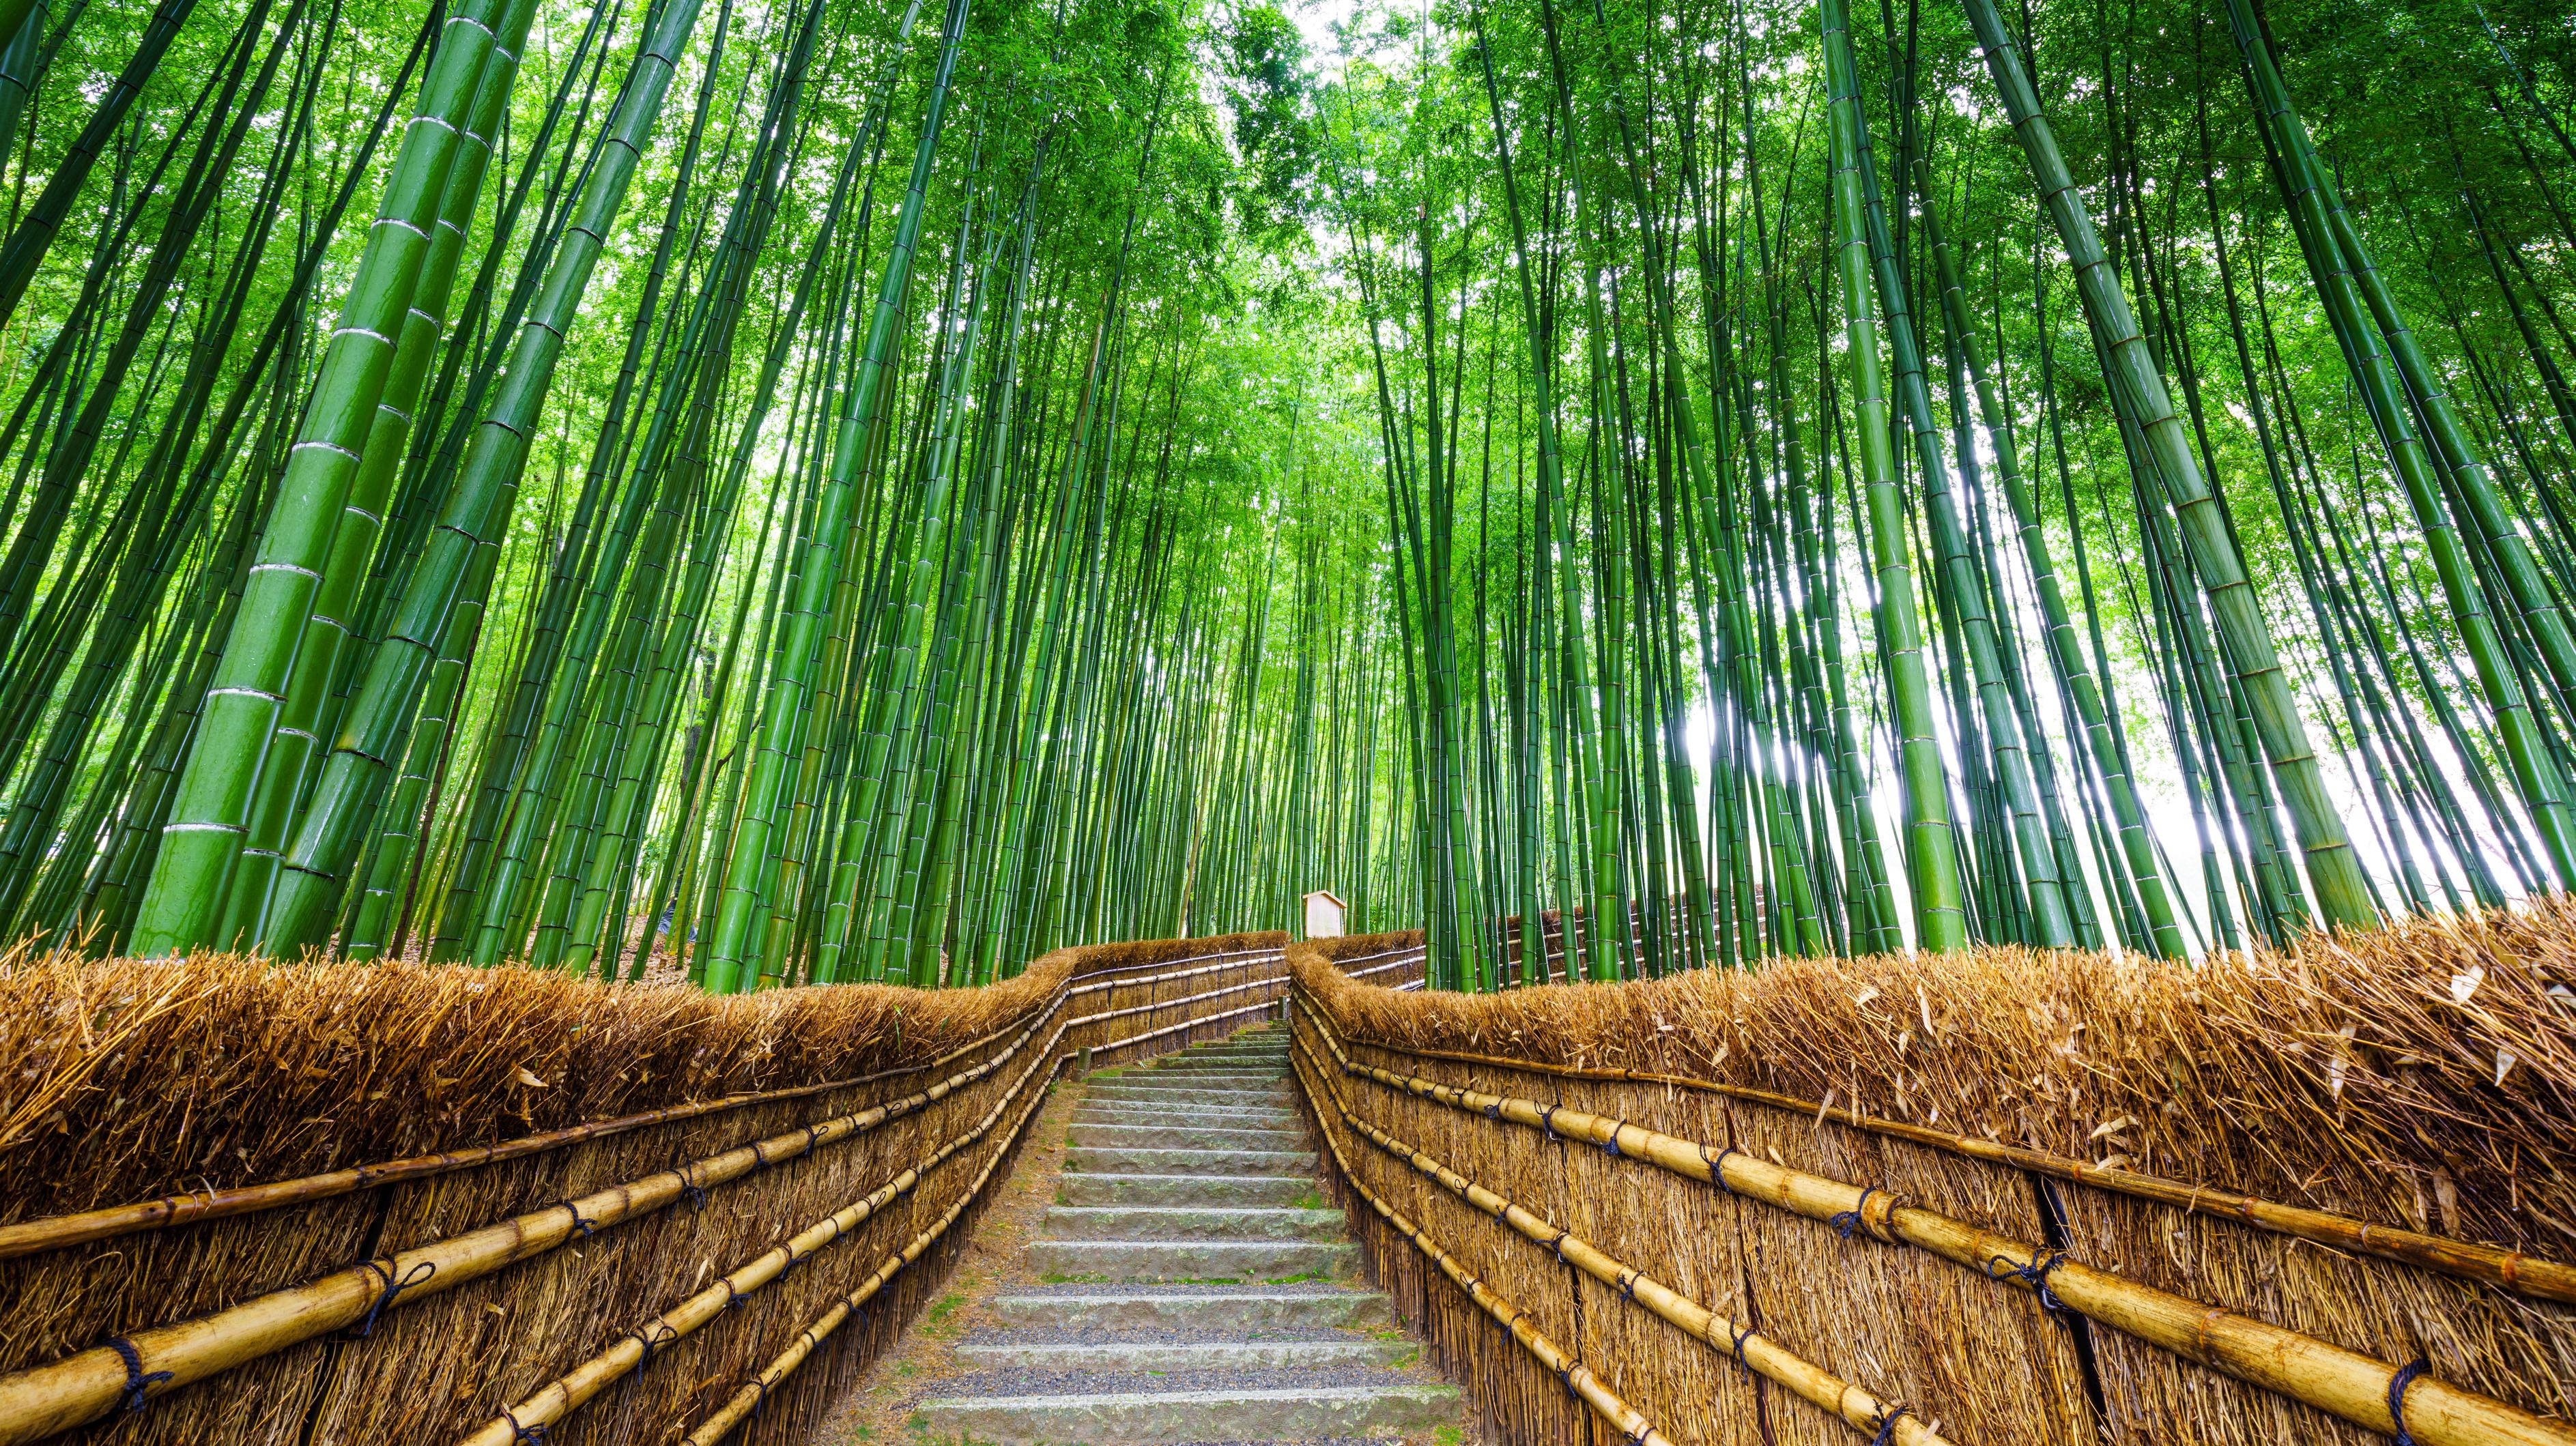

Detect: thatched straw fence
1287,908,2576,1446
0,930,1289,1445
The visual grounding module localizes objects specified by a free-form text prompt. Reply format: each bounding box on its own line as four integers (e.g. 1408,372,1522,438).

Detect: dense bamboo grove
0,0,2568,988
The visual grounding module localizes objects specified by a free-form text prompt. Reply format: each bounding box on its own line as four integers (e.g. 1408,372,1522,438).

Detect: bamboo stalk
1293,983,2576,1446
1291,1022,1947,1444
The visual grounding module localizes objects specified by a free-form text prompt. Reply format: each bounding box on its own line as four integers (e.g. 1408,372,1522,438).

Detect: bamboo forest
0,0,2568,994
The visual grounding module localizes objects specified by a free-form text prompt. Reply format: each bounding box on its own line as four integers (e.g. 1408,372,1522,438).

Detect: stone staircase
915,1024,1460,1443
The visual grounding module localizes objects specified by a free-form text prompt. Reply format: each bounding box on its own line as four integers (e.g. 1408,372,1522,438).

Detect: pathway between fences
3,910,2573,1446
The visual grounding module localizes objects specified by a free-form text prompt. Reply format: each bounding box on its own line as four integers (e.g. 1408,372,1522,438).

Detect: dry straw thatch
1291,909,2576,1446
0,929,1286,1445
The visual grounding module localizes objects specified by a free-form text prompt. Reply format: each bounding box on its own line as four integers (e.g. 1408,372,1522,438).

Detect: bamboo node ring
346,1258,435,1338
2387,1357,2431,1446
104,1335,171,1413
1984,1248,2068,1312
1870,1403,1915,1446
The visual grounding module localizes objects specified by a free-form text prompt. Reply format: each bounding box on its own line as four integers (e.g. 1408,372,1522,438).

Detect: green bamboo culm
702,0,975,994
1953,0,2375,931
1822,0,1965,951
256,0,717,955
129,0,539,957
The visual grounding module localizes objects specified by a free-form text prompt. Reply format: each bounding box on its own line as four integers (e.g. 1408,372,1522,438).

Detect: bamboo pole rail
1293,987,2576,1446
0,944,1290,1443
459,1010,1068,1446
1293,1036,1675,1446
1289,1020,1948,1445
0,996,1063,1264
1067,944,1285,990
1068,968,1289,1030
1308,1009,2576,1306
678,1007,1064,1446
0,1001,1060,1444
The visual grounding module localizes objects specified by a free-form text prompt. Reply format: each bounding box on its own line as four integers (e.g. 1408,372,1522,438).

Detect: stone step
1025,1238,1356,1283
954,1338,1412,1370
915,1383,1459,1445
1064,1145,1315,1176
1056,1172,1317,1207
1072,1101,1299,1127
1084,1084,1289,1105
1149,1051,1290,1065
1038,1205,1347,1241
989,1288,1391,1331
1066,1121,1305,1151
1104,1070,1287,1087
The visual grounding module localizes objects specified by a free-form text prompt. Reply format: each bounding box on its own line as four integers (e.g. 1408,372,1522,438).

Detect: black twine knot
1601,1120,1629,1158
1539,1105,1563,1142
1728,1323,1756,1368
723,1280,750,1311
672,1161,710,1213
2388,1357,2432,1446
1830,1187,1880,1242
1616,1269,1640,1301
1483,1101,1501,1121
503,1409,547,1444
629,1322,677,1376
348,1259,436,1339
1556,1365,1579,1401
1551,1230,1571,1262
801,1123,824,1156
1706,1144,1741,1196
104,1336,171,1413
747,1379,772,1420
1984,1249,2068,1313
1870,1404,1914,1446
556,1199,596,1238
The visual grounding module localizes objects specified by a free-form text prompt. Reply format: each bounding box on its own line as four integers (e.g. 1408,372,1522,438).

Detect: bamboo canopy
0,0,2564,987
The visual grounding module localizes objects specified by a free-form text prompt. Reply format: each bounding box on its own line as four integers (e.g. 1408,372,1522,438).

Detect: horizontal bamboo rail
1085,995,1285,1060
459,1012,1068,1446
1068,945,1283,990
1329,1024,2576,1307
1289,1021,1948,1446
0,1001,1062,1445
0,998,1059,1264
1296,1041,1674,1446
1070,969,1287,1031
681,1017,1067,1446
1294,987,2576,1446
0,943,1285,1444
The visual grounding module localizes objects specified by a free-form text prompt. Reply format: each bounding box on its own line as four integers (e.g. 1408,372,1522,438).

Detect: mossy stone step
1063,1145,1315,1176
1023,1237,1356,1283
915,1383,1457,1445
1055,1172,1319,1207
1037,1205,1347,1241
987,1288,1391,1331
1066,1121,1305,1151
